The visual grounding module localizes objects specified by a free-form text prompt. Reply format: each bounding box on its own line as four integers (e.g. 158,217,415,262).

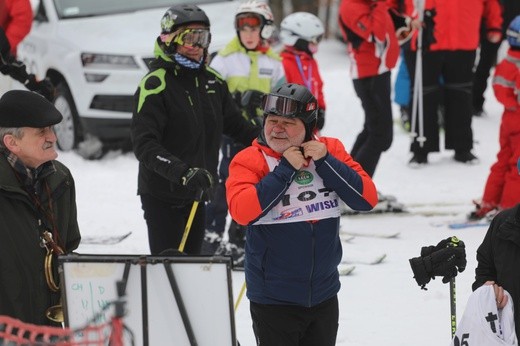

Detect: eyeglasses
262,94,317,117
161,28,211,49
236,14,262,30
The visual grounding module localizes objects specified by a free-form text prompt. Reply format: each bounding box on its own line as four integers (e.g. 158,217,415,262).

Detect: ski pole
448,236,460,338
410,0,426,148
179,189,203,253
450,277,456,338
234,281,247,312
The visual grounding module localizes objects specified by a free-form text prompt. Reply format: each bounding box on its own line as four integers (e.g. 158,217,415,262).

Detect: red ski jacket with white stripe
280,48,326,110
338,0,400,79
483,48,520,209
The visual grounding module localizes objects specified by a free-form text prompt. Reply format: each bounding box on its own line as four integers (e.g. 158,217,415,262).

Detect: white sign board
59,255,236,346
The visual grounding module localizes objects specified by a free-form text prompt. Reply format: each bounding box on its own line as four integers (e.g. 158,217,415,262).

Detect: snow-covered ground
43,39,505,345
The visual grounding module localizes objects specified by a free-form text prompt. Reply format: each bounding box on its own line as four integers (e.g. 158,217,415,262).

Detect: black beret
0,90,63,128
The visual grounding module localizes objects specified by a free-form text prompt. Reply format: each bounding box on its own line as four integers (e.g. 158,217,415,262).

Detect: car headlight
81,53,139,69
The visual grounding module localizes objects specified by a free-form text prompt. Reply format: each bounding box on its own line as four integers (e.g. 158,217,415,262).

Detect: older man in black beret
0,90,81,326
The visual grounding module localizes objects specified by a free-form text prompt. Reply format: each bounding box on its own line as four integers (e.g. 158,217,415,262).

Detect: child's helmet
280,12,324,47
506,15,520,48
235,1,275,40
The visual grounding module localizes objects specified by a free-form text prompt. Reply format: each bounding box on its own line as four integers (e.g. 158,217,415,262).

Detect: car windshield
53,0,225,19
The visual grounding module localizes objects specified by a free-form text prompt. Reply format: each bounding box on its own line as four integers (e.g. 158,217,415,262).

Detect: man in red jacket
338,0,416,178
392,0,502,165
226,83,377,345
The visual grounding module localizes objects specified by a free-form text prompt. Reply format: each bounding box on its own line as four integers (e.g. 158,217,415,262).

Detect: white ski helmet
235,1,275,40
280,12,324,46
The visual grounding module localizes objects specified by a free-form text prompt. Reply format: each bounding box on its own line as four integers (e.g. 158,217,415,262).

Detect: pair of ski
81,231,132,245
344,206,491,230
338,253,388,276
338,232,393,275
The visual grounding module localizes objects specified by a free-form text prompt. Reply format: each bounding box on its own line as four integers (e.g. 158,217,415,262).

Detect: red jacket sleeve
226,146,268,225
483,0,503,33
340,0,389,42
4,0,32,55
492,55,519,111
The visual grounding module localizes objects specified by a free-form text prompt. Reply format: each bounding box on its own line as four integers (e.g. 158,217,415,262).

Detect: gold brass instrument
41,231,65,323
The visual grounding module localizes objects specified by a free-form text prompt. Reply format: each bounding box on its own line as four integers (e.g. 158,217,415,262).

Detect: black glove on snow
410,239,466,289
180,167,214,192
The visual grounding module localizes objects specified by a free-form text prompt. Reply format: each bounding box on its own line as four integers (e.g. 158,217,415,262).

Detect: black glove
241,89,264,120
0,27,10,61
317,109,325,130
180,167,214,192
410,239,466,289
422,9,437,50
26,76,55,102
420,237,460,257
2,59,30,83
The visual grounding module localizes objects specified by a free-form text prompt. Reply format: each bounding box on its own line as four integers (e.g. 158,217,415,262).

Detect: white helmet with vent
280,12,324,46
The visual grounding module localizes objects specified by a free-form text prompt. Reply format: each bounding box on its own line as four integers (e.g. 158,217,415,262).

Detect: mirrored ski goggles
236,13,262,29
163,28,211,49
262,94,317,117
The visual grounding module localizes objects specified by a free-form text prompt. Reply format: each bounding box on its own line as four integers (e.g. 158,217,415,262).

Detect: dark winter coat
131,41,260,205
0,155,80,325
473,204,520,337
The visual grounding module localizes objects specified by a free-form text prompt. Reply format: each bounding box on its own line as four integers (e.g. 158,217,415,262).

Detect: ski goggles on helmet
162,28,211,49
236,13,262,30
262,94,317,117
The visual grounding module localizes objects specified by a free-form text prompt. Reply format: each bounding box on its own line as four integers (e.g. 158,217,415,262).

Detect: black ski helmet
159,5,211,54
262,83,318,140
160,4,210,34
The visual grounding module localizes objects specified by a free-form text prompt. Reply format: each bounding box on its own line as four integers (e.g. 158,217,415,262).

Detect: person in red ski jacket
226,83,377,345
279,11,327,129
390,0,502,165
0,0,32,56
338,0,414,178
470,16,520,220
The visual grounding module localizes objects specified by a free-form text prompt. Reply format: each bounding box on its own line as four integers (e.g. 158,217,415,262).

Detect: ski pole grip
448,236,460,247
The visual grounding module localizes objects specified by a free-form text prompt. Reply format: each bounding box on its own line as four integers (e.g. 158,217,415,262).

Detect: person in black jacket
473,199,520,337
131,4,260,255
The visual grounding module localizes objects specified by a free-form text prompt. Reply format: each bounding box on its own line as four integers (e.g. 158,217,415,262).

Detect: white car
18,0,238,154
